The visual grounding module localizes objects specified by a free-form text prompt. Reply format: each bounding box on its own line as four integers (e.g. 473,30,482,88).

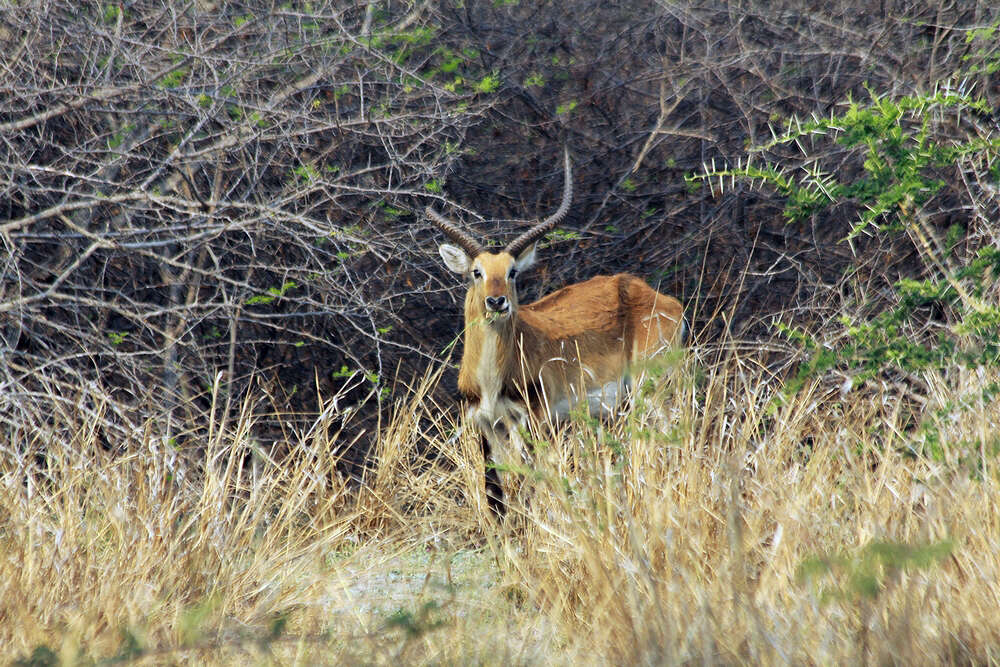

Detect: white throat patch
475,326,503,419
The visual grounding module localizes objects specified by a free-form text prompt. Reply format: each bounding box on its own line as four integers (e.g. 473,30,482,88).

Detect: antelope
428,149,685,518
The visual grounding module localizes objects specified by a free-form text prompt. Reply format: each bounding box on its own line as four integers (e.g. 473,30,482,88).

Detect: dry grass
3,344,1000,665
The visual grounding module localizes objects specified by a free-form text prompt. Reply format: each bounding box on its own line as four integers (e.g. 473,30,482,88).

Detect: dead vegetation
3,335,999,664
3,1,1000,664
4,1,997,465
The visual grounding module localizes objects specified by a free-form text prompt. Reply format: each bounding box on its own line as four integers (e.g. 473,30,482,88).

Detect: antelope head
427,149,573,324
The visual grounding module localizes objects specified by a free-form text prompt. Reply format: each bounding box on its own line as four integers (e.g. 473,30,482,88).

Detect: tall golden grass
3,342,999,664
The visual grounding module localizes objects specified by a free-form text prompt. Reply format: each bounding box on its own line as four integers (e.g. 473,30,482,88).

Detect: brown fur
457,257,684,417
441,247,684,521
430,151,683,518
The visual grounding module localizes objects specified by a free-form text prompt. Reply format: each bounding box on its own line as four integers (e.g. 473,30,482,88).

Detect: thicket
4,4,1000,661
695,62,1000,455
2,1,998,469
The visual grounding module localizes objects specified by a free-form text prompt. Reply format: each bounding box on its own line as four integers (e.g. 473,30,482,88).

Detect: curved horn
426,206,484,258
505,147,573,257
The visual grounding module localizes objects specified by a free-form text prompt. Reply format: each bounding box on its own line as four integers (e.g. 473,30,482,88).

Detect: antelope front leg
479,433,506,520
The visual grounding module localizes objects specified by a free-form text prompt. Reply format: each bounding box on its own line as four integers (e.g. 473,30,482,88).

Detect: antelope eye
472,268,482,280
508,268,518,279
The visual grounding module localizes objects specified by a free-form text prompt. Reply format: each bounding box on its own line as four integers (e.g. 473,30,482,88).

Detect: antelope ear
439,243,472,274
514,242,538,272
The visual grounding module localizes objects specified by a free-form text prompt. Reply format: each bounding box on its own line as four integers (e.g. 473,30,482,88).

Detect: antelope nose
485,296,508,312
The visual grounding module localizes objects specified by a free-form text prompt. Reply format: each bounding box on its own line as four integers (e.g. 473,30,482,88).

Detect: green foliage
555,100,577,115
331,365,390,399
690,89,995,231
102,3,122,25
358,23,497,98
965,23,997,43
365,370,391,400
798,539,953,604
693,88,1000,408
475,73,500,94
961,19,1000,76
776,244,1000,401
10,602,293,664
178,596,218,644
107,123,134,150
246,280,298,306
546,228,580,243
331,364,355,379
380,201,405,218
267,612,289,641
107,330,129,346
408,43,492,95
523,72,545,87
291,163,319,183
385,601,448,638
110,628,145,663
388,26,436,46
157,66,188,89
12,645,58,667
439,54,462,74
202,326,224,341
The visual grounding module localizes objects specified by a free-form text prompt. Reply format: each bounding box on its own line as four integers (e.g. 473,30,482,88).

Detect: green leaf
475,74,500,93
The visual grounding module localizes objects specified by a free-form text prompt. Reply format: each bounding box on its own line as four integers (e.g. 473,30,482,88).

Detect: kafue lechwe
427,148,685,519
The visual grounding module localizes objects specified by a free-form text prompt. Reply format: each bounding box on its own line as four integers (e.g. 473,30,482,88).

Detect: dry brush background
5,0,997,461
2,0,1000,664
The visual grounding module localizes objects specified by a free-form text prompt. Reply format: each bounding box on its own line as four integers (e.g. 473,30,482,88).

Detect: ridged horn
425,206,485,258
505,147,573,258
